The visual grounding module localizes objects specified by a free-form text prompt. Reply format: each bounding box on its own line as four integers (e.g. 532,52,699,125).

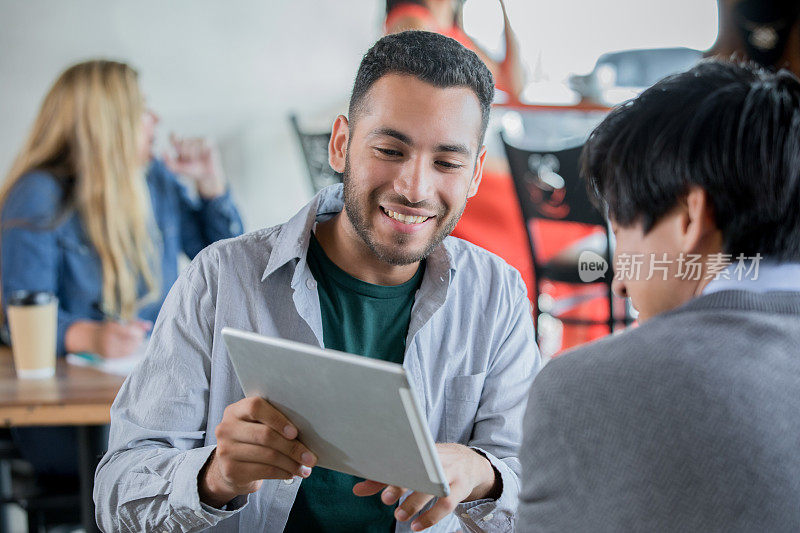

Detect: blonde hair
0,60,159,320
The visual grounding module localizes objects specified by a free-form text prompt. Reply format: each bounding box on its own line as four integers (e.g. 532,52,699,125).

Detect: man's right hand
198,397,318,508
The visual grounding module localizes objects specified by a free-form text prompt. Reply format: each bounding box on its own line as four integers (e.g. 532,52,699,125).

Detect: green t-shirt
284,232,425,532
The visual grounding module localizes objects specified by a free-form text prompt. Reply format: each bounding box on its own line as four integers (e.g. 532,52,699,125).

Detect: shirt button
306,278,316,290
283,477,295,484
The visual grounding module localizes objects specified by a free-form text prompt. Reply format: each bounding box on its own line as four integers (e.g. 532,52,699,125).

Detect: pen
92,302,127,324
72,351,103,364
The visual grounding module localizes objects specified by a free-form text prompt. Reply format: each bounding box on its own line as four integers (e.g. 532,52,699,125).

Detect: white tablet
221,327,450,497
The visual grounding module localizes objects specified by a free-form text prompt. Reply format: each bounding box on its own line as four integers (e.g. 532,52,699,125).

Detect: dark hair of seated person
348,30,494,142
581,59,800,261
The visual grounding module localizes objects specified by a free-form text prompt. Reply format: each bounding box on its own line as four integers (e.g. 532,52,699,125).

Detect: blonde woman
0,60,243,478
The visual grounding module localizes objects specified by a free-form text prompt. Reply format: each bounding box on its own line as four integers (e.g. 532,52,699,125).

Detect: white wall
0,0,382,230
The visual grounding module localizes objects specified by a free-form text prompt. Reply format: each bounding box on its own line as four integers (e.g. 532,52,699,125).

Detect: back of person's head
385,0,426,15
348,30,494,142
0,59,158,319
582,59,800,261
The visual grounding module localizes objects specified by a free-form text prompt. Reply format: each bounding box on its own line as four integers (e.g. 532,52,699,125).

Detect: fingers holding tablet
353,443,497,531
198,397,318,508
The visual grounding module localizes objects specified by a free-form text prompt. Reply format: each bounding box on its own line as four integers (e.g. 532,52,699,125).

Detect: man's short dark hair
582,60,800,261
348,30,494,143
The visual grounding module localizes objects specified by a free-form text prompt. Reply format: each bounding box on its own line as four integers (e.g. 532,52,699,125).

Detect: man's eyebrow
370,127,413,145
434,143,471,156
370,128,472,156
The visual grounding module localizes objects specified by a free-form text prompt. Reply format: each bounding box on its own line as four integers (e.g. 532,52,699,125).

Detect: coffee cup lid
8,291,56,306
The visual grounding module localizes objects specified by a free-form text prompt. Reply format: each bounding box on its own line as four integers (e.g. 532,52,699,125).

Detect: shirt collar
703,260,800,295
261,183,457,283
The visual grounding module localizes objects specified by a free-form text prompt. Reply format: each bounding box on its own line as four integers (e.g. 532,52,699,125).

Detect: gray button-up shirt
94,184,541,533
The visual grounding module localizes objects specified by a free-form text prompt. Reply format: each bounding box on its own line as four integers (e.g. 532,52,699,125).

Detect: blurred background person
385,0,526,100
707,0,800,76
0,59,242,483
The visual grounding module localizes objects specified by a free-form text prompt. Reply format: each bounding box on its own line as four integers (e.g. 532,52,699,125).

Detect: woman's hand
65,319,152,359
164,134,227,199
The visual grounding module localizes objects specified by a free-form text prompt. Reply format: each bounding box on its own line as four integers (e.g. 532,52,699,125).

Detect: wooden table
0,346,125,532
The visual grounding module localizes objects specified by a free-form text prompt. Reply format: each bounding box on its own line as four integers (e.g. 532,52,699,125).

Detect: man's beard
341,155,467,266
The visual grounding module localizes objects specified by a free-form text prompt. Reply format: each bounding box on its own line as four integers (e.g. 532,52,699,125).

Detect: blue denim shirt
1,159,244,355
94,184,541,533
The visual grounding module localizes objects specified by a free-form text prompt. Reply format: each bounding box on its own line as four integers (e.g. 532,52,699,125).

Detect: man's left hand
163,133,227,199
352,443,499,531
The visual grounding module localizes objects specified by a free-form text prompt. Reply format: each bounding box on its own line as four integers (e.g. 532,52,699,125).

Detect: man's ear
329,115,349,173
467,145,487,198
681,185,721,254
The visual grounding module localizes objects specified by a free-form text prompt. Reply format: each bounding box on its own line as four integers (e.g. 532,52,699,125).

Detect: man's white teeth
384,208,430,225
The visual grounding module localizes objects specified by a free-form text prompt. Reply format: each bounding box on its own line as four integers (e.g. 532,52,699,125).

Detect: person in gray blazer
518,60,800,532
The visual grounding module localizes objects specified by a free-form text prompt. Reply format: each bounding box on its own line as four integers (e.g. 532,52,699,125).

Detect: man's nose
611,277,628,298
393,158,434,204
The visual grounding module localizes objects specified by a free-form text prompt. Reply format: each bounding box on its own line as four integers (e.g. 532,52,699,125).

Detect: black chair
0,431,81,533
501,133,631,345
289,114,342,193
0,429,17,532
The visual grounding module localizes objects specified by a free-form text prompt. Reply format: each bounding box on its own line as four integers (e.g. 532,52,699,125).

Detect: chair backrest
501,134,605,227
289,114,343,193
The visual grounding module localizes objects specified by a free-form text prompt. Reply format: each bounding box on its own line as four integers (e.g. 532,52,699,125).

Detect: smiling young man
518,60,800,531
94,31,540,532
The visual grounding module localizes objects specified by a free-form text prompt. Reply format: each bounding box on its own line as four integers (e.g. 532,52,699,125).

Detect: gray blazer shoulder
519,296,800,532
